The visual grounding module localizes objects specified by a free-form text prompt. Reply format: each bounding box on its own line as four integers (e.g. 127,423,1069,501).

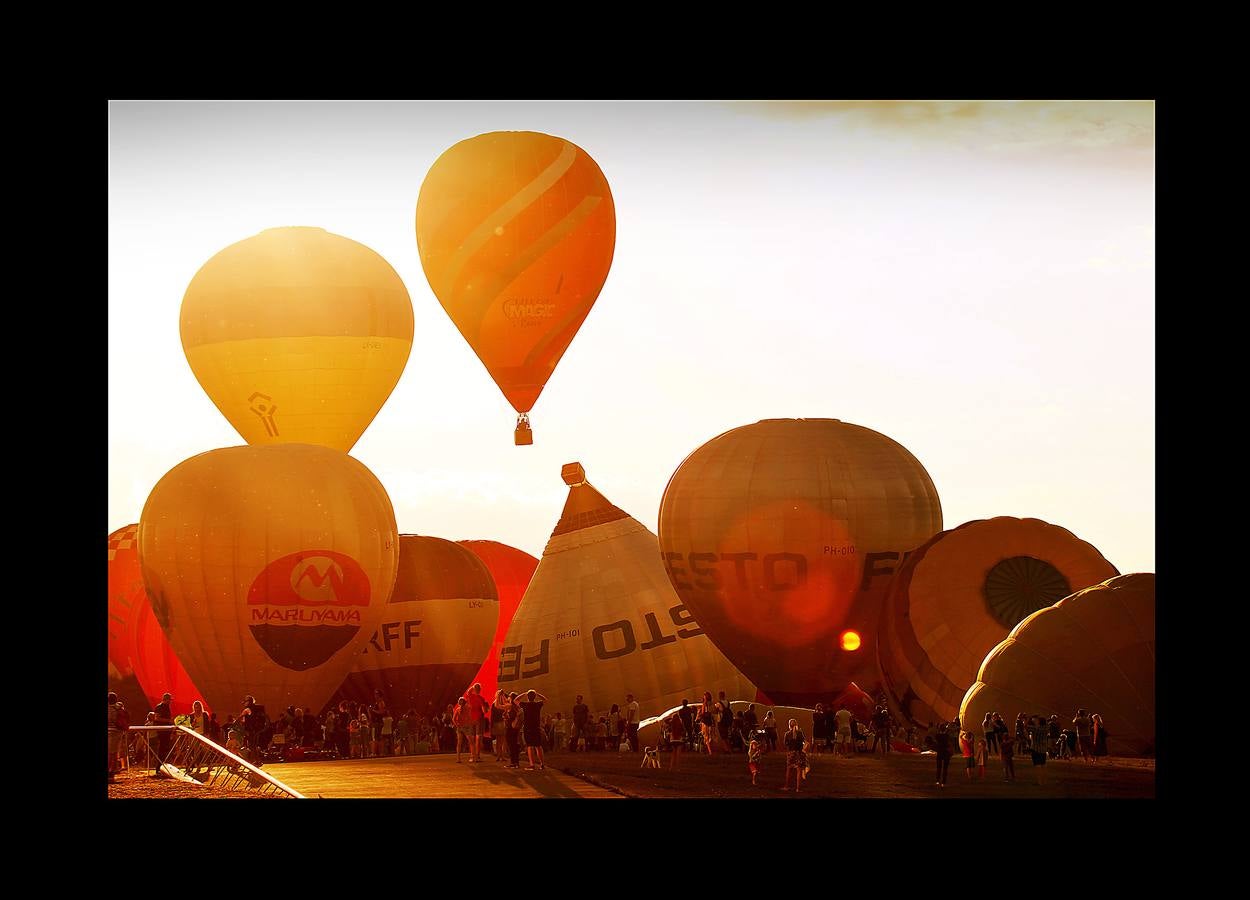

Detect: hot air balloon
416,132,615,445
108,525,144,680
960,573,1155,757
332,535,499,715
658,419,943,706
877,517,1119,726
180,227,414,452
458,540,539,700
110,524,208,714
137,444,398,716
501,462,754,721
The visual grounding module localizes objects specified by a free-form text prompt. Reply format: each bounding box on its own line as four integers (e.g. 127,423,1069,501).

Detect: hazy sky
108,100,1154,573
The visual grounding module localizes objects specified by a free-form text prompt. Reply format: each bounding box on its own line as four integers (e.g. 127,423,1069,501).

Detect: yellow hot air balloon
333,535,499,715
501,462,754,721
416,132,615,444
877,517,1119,726
658,419,943,706
960,573,1155,756
181,227,414,452
137,444,399,715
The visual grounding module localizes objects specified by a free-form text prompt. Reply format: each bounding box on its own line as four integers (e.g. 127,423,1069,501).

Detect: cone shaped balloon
332,535,498,716
416,132,615,443
181,227,414,452
500,462,754,721
878,517,1119,726
658,419,943,706
459,540,539,700
138,444,399,715
960,573,1155,756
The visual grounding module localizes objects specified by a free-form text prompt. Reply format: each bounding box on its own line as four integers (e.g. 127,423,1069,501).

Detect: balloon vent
561,462,586,485
515,414,533,446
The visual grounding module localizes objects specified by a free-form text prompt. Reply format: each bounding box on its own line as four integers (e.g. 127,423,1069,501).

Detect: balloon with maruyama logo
137,444,399,715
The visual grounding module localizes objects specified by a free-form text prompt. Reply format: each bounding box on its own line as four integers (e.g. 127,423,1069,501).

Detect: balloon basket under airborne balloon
515,415,533,446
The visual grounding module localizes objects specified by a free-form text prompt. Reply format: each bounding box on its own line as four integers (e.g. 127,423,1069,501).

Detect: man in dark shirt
519,690,548,770
152,692,174,776
678,699,695,750
571,694,590,751
717,691,734,747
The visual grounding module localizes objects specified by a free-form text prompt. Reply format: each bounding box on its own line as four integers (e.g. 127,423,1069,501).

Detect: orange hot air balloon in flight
877,517,1119,727
658,419,943,707
416,131,616,445
138,444,399,716
960,573,1155,757
459,540,539,700
332,536,498,715
180,227,414,453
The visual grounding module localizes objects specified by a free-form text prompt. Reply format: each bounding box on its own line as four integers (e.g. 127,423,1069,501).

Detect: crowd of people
107,684,1112,793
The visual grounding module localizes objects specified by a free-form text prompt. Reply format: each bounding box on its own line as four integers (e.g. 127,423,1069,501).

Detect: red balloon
458,540,539,700
107,525,144,678
128,597,209,716
830,681,876,724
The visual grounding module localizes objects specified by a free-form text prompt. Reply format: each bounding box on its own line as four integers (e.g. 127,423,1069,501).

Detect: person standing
781,719,807,793
982,711,998,756
188,700,209,737
959,730,975,780
492,690,509,762
999,729,1015,782
762,708,778,752
1072,709,1094,762
1029,715,1049,785
716,691,733,750
747,738,764,786
571,694,590,752
1092,713,1109,761
107,692,125,783
678,699,696,752
834,705,853,757
519,690,548,770
463,683,490,763
152,692,174,777
666,710,686,771
933,723,952,787
698,692,718,755
625,693,641,752
452,698,470,763
505,693,523,768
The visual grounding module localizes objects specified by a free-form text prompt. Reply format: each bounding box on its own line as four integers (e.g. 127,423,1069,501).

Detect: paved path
263,754,624,799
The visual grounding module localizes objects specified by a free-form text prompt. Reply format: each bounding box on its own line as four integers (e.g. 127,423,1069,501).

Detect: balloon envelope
458,540,539,700
332,535,499,716
500,463,754,722
108,525,144,678
416,131,615,434
960,573,1155,756
180,227,414,452
658,418,943,705
138,444,399,716
878,517,1119,726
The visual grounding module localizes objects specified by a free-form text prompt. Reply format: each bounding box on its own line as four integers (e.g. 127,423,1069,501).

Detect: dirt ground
105,746,1154,799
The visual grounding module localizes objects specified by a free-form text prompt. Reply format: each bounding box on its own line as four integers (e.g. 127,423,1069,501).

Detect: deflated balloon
138,444,399,715
416,132,615,442
181,227,414,452
332,535,499,715
500,462,754,722
458,540,539,700
878,517,1119,726
658,419,943,706
960,573,1155,756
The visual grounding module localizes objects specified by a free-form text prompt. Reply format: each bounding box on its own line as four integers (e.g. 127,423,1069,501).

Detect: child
748,738,763,786
960,730,975,780
999,730,1015,782
974,737,987,780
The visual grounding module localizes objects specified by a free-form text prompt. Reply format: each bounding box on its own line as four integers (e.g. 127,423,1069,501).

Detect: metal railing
126,726,305,798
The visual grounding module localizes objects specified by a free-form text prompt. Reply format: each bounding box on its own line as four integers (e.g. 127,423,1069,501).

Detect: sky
108,100,1154,573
